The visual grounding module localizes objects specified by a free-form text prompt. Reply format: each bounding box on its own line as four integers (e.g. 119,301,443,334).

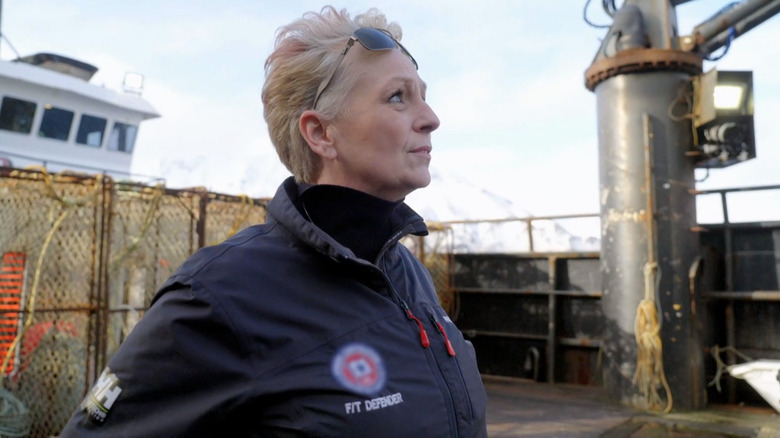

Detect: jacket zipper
430,313,456,357
400,300,430,349
373,252,459,436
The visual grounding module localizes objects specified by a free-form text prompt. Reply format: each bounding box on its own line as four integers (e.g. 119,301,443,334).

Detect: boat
0,52,159,178
728,360,780,414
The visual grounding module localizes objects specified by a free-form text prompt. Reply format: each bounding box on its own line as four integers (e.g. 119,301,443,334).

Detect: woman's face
319,48,440,201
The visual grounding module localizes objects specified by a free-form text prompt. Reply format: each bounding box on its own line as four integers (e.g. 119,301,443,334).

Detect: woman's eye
389,91,403,103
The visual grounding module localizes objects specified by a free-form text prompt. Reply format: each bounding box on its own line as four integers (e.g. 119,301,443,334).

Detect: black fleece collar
296,183,403,262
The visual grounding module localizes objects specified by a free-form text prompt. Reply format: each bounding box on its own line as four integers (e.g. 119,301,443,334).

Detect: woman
62,6,487,437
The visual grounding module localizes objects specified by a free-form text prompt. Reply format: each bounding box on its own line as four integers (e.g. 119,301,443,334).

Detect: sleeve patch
80,367,123,425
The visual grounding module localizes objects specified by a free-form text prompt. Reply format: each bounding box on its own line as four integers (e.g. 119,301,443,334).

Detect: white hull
729,360,780,413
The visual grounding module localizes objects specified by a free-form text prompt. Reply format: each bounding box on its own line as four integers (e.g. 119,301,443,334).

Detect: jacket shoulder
154,222,289,298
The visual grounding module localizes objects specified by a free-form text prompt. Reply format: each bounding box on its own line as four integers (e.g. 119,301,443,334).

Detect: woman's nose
416,101,440,133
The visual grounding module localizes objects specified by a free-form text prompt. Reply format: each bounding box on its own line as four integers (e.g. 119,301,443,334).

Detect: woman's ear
300,110,337,160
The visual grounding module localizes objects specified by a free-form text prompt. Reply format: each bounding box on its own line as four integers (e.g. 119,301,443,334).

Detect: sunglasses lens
353,28,398,51
353,28,418,70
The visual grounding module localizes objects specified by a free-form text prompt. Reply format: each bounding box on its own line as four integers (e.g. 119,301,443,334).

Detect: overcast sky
4,1,779,222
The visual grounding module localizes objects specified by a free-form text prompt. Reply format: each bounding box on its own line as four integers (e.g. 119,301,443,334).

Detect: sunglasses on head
312,27,418,109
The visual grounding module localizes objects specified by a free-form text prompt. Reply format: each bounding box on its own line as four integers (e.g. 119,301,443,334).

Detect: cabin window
76,114,107,147
39,105,74,141
0,97,36,134
107,122,138,153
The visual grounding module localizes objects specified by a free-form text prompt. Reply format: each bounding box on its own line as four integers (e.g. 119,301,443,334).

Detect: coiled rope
633,261,673,413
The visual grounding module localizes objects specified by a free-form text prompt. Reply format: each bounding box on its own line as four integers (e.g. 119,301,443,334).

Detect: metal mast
585,0,780,411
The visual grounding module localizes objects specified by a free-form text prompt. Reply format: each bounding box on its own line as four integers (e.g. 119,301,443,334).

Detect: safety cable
705,27,736,62
583,0,612,28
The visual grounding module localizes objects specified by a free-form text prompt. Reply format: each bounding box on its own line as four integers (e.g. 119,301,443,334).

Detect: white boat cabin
0,52,159,178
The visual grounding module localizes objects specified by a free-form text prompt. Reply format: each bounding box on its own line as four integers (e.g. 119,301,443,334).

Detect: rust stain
606,208,648,223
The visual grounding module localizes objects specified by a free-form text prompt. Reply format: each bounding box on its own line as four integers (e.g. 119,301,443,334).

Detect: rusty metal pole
585,0,706,411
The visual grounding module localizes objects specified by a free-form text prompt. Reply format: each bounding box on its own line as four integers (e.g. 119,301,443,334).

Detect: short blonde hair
262,6,404,183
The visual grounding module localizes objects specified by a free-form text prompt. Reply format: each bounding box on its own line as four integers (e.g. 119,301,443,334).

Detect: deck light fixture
692,69,755,168
122,72,145,95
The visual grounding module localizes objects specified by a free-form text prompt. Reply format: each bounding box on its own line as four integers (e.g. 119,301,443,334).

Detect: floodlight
123,72,145,94
714,85,744,110
692,70,754,168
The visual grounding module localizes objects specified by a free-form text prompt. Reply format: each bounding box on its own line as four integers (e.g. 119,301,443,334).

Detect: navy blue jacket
62,178,488,437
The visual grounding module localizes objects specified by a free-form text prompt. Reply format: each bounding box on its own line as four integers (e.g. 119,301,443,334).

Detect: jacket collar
267,177,428,262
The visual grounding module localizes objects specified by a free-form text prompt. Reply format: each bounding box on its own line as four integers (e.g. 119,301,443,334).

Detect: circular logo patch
331,343,386,395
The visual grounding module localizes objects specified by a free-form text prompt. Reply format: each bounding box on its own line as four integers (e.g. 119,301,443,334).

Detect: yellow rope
110,184,165,270
39,167,102,208
633,261,673,413
0,169,103,385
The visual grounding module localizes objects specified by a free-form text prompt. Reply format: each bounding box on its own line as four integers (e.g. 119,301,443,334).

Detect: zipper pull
401,301,430,349
430,314,456,357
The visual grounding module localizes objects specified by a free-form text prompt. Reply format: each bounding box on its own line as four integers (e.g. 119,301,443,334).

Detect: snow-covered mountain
405,167,531,221
406,167,600,253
